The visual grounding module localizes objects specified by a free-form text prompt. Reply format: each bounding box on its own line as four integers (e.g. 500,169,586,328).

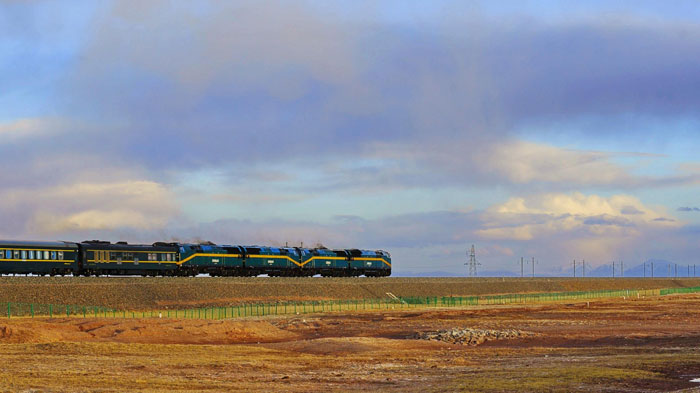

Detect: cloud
0,180,179,236
480,141,646,186
2,3,700,276
357,140,700,191
620,206,645,215
0,118,66,142
678,207,700,212
35,4,699,176
144,191,688,274
3,3,700,203
476,193,678,245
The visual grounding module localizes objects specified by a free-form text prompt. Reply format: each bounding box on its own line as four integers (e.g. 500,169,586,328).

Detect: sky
2,0,700,276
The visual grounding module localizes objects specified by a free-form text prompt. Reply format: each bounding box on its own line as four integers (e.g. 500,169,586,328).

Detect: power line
465,245,480,277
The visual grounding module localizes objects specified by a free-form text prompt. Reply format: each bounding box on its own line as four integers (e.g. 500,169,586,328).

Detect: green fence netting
3,285,698,320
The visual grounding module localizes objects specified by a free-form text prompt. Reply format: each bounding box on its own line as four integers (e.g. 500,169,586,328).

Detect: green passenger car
0,240,79,276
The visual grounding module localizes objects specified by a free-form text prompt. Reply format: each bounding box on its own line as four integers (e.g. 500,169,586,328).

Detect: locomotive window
58,251,64,260
28,250,35,260
110,252,116,260
5,250,11,259
21,250,27,259
50,251,56,260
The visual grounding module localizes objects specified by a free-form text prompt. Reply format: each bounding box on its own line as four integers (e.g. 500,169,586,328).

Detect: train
0,240,392,277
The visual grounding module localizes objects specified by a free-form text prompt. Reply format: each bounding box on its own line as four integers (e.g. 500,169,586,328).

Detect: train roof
81,241,177,251
0,240,78,249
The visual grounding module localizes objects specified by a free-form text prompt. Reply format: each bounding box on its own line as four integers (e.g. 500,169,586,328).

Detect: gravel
414,328,532,345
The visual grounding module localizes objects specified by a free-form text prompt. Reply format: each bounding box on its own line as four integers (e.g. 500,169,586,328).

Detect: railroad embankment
1,276,699,309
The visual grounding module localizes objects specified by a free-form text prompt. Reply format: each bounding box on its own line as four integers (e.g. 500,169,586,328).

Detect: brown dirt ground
1,276,700,309
3,294,700,392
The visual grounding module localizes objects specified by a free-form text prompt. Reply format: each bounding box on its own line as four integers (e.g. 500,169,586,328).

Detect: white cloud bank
0,180,178,236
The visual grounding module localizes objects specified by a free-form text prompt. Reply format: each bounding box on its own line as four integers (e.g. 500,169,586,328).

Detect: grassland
1,276,700,309
2,293,700,391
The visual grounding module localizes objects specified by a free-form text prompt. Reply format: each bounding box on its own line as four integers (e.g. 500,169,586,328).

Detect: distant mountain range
583,259,699,278
395,259,700,278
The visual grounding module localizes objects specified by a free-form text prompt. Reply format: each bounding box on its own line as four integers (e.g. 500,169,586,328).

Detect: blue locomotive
0,240,391,277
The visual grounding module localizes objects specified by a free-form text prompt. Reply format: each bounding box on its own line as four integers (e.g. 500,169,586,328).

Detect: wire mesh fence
2,286,697,320
660,286,700,295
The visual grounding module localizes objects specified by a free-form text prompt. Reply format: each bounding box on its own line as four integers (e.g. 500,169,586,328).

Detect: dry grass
3,295,700,391
1,276,699,310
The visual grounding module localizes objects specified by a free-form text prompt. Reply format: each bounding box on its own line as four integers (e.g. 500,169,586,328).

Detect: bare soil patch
2,294,700,391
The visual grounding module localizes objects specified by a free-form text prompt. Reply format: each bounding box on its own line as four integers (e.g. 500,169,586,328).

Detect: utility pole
465,245,479,277
620,261,623,278
583,260,586,278
651,262,654,278
531,257,536,277
573,260,576,278
520,257,524,278
675,263,677,278
643,262,646,278
668,263,671,277
612,261,615,278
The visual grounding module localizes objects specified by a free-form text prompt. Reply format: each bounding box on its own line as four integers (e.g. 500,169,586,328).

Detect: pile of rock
413,328,529,345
